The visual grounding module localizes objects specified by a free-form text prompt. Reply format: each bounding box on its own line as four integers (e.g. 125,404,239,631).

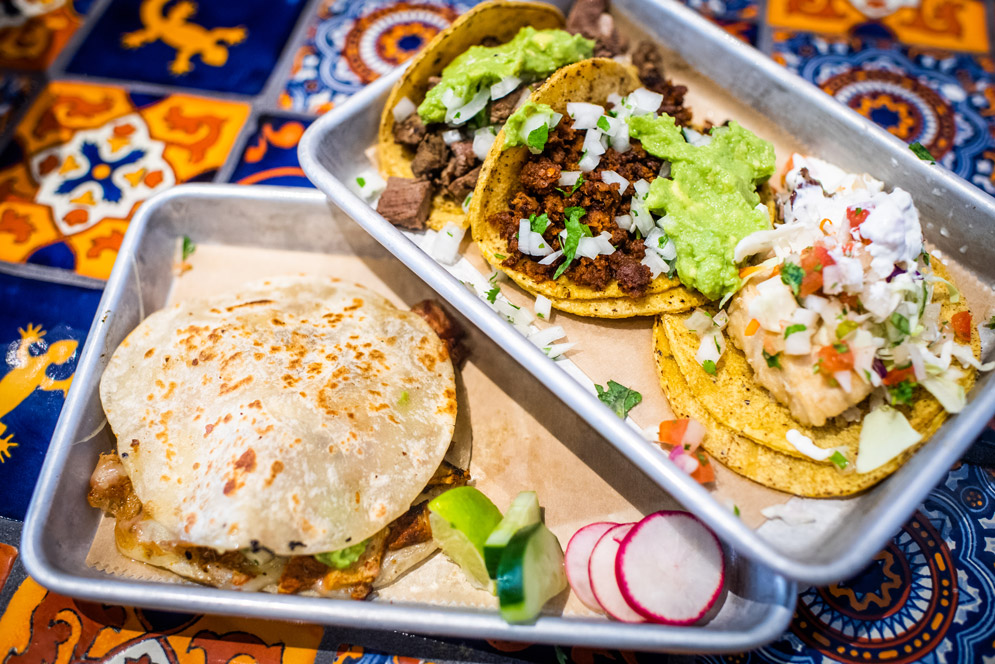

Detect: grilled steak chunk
394,114,427,147
377,177,434,229
411,133,449,178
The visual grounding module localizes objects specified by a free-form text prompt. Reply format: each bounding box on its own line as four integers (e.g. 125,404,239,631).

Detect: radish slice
616,511,725,625
588,524,643,622
565,522,617,612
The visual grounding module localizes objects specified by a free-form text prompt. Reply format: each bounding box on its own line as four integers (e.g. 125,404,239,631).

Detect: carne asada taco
653,155,990,496
377,0,594,231
468,57,777,318
89,277,469,598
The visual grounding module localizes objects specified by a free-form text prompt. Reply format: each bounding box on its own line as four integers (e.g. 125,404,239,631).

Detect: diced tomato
847,206,869,230
882,365,916,386
817,343,854,375
952,311,972,342
659,419,689,447
798,245,836,297
691,453,715,484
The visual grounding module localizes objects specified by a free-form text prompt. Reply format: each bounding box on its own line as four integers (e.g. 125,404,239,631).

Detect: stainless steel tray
298,0,995,585
21,184,796,653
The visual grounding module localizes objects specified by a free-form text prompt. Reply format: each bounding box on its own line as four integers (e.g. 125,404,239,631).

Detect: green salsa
418,27,593,124
314,540,368,569
628,115,775,300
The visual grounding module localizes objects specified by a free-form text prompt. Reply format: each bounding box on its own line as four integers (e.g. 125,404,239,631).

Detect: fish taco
653,155,990,497
468,57,778,318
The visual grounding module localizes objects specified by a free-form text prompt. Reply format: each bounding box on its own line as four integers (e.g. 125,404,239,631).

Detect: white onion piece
684,309,714,337
528,325,567,348
583,129,607,156
559,170,582,186
630,199,655,236
472,127,497,160
601,170,629,194
447,88,490,125
784,330,812,355
538,249,563,265
626,88,663,115
712,310,729,330
534,294,552,320
567,102,605,129
834,371,852,394
658,238,676,261
682,127,712,147
641,251,668,279
576,232,615,259
521,111,557,154
615,214,633,231
682,418,706,453
544,342,575,359
392,96,416,122
442,129,462,145
490,75,521,100
351,169,387,201
695,329,725,367
633,179,651,197
578,151,602,172
429,222,465,265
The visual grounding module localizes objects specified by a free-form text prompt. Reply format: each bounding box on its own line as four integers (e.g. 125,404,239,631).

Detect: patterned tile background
0,0,994,661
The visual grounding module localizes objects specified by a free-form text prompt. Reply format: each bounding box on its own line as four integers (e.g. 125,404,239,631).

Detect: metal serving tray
298,0,995,585
21,184,796,653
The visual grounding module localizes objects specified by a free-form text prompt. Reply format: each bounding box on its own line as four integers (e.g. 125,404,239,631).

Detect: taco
653,155,990,497
88,277,469,598
468,57,777,318
375,0,595,231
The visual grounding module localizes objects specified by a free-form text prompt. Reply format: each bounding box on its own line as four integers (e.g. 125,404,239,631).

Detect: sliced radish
588,524,643,622
565,522,617,612
616,511,725,625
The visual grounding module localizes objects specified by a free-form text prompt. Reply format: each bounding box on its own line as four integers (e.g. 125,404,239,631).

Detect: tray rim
296,0,995,586
20,182,798,654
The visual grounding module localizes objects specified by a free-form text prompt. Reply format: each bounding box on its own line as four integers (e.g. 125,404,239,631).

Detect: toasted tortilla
652,262,979,496
468,58,707,317
378,1,566,231
100,276,457,556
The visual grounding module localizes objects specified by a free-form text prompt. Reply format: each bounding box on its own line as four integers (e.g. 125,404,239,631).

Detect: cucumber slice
496,522,567,623
484,491,541,578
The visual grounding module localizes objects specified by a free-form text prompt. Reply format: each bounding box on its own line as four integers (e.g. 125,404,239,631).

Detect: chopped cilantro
356,176,366,187
485,287,500,303
813,357,824,374
833,342,849,354
781,261,805,297
987,315,995,330
889,379,916,406
890,312,911,335
702,359,717,375
570,175,585,195
554,645,569,664
597,116,611,132
829,451,848,470
920,249,931,266
181,235,196,260
836,320,858,339
595,380,643,418
553,207,590,280
530,212,550,234
910,141,936,164
494,253,506,260
784,323,807,338
763,349,782,369
527,124,549,152
733,505,741,517
463,193,473,208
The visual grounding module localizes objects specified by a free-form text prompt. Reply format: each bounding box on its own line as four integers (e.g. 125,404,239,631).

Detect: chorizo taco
89,277,470,598
376,0,597,231
653,155,990,497
468,57,777,318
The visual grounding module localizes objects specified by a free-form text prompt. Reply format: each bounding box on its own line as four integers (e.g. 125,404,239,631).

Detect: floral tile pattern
0,0,92,70
0,81,249,278
229,115,314,187
278,0,479,114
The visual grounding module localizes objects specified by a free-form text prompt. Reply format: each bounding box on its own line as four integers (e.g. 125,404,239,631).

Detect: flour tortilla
652,262,979,496
100,276,457,556
378,0,566,231
468,58,706,317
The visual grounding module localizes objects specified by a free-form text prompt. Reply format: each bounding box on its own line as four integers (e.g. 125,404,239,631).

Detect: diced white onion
517,219,552,257
695,329,725,367
528,325,566,348
567,102,606,130
578,150,602,172
684,309,714,337
428,222,465,265
641,251,668,279
447,88,490,126
601,170,629,194
392,96,416,122
442,129,462,145
658,161,671,178
490,75,521,100
544,342,575,359
615,214,633,231
712,310,729,330
834,371,852,394
576,232,615,259
538,249,563,265
630,199,655,236
472,126,497,160
626,88,664,115
534,294,552,320
682,127,712,147
583,129,607,157
633,179,651,197
784,330,812,355
521,111,557,154
350,169,387,201
559,171,582,186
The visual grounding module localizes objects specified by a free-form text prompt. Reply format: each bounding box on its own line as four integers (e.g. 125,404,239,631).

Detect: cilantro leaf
527,124,549,152
888,379,916,406
529,213,550,234
784,323,807,338
921,250,931,266
597,116,611,132
702,359,717,375
910,142,936,164
181,235,196,260
829,451,848,470
356,176,366,187
733,505,741,517
595,380,643,418
485,287,500,303
986,315,995,331
763,349,781,369
780,261,804,297
553,207,589,280
570,175,584,195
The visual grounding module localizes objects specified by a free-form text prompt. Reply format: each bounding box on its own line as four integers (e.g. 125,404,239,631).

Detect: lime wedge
484,491,541,578
428,486,503,590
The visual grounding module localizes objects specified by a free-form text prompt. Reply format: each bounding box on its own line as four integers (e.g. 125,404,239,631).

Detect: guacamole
418,27,593,125
503,101,558,151
628,115,775,301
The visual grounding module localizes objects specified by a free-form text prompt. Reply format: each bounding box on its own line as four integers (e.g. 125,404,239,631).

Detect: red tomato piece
659,419,689,447
798,245,835,297
691,454,716,484
847,206,869,229
882,365,915,386
952,311,972,343
818,343,854,375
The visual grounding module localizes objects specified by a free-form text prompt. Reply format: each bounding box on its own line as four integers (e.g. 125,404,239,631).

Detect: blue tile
229,115,314,188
